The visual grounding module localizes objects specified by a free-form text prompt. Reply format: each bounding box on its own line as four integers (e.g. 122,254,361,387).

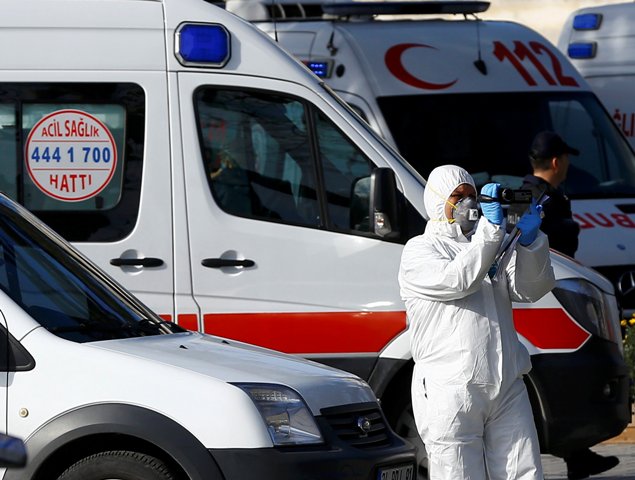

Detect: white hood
88,331,377,414
423,164,475,239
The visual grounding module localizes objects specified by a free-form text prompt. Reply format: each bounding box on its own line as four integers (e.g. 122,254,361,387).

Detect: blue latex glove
517,199,543,246
480,183,503,225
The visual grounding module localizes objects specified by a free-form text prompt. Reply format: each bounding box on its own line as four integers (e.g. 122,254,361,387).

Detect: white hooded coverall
398,165,555,480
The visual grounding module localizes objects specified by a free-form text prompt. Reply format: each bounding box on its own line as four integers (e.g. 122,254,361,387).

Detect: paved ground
542,445,635,479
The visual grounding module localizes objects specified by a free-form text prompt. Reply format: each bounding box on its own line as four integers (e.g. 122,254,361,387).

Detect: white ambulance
558,4,635,160
0,0,629,477
558,12,635,431
227,0,635,318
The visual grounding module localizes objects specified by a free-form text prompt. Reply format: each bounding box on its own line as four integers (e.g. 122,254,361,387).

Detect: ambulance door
0,77,174,318
179,73,405,355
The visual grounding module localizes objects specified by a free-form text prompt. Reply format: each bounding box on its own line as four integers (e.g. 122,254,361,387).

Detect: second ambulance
228,0,635,320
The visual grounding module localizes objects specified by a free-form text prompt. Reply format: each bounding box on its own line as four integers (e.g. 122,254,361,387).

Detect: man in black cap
519,131,620,479
521,130,580,257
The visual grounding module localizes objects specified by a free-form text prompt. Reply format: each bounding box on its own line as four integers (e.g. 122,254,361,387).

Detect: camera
478,187,533,205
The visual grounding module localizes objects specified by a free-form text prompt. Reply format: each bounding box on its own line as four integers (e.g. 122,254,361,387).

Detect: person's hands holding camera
517,199,543,246
480,183,503,225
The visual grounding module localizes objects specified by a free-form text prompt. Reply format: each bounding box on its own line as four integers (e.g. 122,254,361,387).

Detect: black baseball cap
530,131,580,159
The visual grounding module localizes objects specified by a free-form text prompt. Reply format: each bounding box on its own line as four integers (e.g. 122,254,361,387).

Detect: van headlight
234,384,324,446
552,278,623,353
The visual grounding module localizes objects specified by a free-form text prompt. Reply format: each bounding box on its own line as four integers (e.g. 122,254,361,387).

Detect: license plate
377,464,414,480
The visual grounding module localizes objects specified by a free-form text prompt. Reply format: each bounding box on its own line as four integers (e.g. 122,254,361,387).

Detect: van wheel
57,450,175,480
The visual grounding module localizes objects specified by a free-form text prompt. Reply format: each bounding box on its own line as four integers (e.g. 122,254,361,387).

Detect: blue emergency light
567,42,597,59
175,23,231,67
303,60,332,78
572,13,602,30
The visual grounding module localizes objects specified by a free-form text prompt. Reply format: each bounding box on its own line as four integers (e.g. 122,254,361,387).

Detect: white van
0,0,629,476
227,0,635,319
0,192,415,480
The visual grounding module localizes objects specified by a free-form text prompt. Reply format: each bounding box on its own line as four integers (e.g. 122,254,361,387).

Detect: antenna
472,14,487,75
271,0,279,42
327,30,338,56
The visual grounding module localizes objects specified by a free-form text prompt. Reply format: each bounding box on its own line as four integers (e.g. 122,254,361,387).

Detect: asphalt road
542,445,635,479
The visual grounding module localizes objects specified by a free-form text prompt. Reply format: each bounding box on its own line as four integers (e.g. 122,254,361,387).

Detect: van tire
57,450,175,480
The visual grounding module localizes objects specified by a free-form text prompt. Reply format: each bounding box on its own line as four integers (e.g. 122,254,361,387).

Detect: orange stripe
513,308,591,350
203,311,408,354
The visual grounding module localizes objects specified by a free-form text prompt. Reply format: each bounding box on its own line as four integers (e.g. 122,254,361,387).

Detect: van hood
88,331,377,413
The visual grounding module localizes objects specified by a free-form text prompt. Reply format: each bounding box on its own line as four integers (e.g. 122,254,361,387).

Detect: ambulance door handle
201,258,255,268
110,257,164,268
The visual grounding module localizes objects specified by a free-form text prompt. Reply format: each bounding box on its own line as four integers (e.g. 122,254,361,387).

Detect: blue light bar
175,23,231,67
303,60,333,78
573,13,602,30
568,42,597,59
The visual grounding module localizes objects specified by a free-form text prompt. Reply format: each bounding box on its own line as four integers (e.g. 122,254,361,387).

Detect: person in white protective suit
398,165,555,480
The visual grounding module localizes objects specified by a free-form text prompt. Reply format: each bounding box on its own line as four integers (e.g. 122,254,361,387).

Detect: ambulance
227,0,635,320
558,4,635,165
0,0,629,477
558,2,635,316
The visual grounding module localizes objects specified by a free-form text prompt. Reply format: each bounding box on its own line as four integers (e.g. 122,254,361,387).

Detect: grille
321,403,391,449
593,264,635,313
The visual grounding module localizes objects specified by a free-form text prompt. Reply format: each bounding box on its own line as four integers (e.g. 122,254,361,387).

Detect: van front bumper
209,402,416,480
525,336,632,457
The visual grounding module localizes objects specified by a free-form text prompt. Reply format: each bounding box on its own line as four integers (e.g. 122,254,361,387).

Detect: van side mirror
0,434,27,468
369,168,401,239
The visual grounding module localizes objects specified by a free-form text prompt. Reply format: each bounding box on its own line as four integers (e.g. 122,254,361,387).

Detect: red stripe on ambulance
202,311,407,354
513,308,590,350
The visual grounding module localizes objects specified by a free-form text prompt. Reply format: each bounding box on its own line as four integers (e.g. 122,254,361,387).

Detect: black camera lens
478,188,533,205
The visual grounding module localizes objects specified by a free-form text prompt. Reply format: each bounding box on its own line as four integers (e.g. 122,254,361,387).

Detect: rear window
0,83,145,241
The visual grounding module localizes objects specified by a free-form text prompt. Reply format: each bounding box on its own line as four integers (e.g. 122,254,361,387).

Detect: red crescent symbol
385,43,457,90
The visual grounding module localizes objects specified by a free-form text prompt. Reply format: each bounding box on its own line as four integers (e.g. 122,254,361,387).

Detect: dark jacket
519,174,580,258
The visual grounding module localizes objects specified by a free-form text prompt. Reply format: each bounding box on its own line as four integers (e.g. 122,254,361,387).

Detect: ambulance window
195,87,382,237
0,83,145,243
195,88,321,226
314,110,374,233
0,105,17,199
549,98,635,196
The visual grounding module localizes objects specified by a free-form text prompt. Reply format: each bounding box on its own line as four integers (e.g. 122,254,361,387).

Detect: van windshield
378,92,635,198
0,196,182,342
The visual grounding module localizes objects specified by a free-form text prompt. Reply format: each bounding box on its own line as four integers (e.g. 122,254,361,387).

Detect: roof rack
321,1,490,17
224,1,490,22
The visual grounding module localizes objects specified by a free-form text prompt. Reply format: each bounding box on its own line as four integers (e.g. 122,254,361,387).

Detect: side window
314,110,373,233
195,88,320,226
194,87,377,236
0,83,145,242
549,100,602,194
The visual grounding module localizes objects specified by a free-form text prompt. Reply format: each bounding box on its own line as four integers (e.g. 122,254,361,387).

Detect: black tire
57,450,175,480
